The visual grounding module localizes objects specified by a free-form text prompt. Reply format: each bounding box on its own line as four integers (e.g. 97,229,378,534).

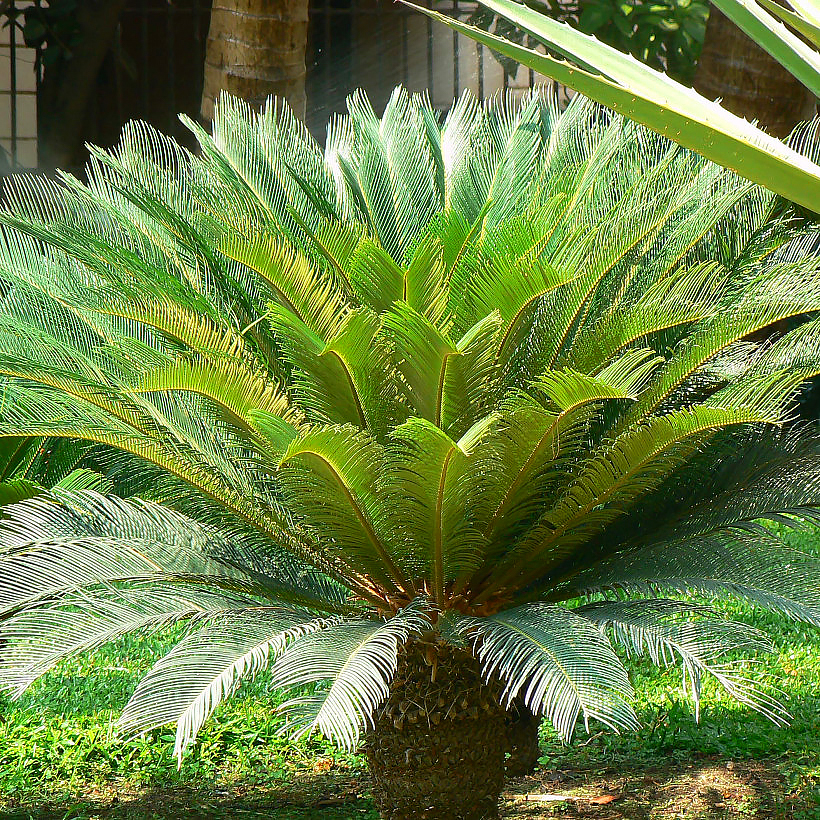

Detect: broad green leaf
756,0,820,48
785,0,820,30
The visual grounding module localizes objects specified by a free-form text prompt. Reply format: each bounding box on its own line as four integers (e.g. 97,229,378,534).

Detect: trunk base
365,640,505,820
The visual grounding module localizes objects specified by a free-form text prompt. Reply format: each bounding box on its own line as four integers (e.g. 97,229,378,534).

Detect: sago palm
2,89,820,820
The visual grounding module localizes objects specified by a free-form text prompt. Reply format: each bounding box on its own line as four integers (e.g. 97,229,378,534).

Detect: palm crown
2,88,820,768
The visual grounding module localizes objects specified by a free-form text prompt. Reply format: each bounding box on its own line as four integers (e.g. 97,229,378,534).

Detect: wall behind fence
305,0,564,134
1,1,37,169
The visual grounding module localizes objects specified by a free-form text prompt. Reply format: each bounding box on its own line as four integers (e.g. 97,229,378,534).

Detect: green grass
1,527,820,818
0,630,374,818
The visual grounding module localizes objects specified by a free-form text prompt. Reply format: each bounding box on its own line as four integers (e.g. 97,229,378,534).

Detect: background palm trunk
366,641,506,820
201,0,309,123
694,6,816,138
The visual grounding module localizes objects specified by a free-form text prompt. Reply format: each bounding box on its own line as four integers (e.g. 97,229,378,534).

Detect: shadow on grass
0,773,378,820
0,758,809,820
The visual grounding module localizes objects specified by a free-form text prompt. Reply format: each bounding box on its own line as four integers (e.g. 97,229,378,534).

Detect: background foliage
577,0,708,83
468,0,708,84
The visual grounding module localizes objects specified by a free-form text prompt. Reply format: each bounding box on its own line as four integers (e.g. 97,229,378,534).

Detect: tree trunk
694,6,816,138
504,698,541,778
36,0,127,171
365,640,506,820
201,0,308,123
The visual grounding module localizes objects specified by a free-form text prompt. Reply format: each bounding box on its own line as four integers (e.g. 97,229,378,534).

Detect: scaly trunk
201,0,309,122
365,640,506,820
504,698,541,778
694,6,816,138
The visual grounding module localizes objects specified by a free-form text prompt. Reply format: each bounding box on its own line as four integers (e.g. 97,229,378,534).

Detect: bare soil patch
0,758,813,819
503,759,800,819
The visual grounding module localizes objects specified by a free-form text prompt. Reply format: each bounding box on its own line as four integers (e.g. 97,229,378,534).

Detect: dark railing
1,0,568,171
305,0,571,133
1,0,38,170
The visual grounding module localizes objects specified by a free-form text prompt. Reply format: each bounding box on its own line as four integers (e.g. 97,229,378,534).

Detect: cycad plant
2,89,820,820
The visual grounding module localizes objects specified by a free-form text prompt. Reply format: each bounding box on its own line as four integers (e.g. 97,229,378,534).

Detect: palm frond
569,528,820,626
0,88,817,759
576,599,786,723
119,608,327,761
269,602,432,749
457,603,639,739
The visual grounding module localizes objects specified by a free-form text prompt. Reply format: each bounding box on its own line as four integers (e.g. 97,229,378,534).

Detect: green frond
345,238,404,312
378,417,492,600
439,312,505,437
568,262,730,373
334,88,440,261
489,404,787,598
219,230,352,342
184,93,338,237
448,92,550,228
576,599,787,723
278,425,410,594
0,585,256,699
133,354,300,429
0,493,266,614
458,602,639,739
0,437,39,482
472,350,663,560
0,88,818,758
269,602,432,749
537,348,663,410
377,301,457,425
627,259,820,424
51,468,113,495
402,234,450,332
455,198,576,336
119,608,327,761
570,528,820,626
0,478,42,509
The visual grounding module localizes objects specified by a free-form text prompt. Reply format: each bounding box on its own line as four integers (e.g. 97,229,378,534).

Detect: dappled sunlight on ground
0,759,807,819
503,760,793,819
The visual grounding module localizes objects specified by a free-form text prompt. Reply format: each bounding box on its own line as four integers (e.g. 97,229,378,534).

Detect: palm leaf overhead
1,89,820,779
406,0,820,213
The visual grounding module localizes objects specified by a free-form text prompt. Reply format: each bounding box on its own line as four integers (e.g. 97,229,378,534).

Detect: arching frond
457,603,639,740
0,88,817,759
575,599,786,723
269,602,432,749
119,608,328,761
567,528,820,626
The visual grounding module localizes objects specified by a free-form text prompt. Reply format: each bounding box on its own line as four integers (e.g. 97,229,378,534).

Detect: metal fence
0,0,569,170
0,1,38,170
304,0,570,133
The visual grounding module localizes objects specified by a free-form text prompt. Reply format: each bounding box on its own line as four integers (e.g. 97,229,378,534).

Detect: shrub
1,89,820,819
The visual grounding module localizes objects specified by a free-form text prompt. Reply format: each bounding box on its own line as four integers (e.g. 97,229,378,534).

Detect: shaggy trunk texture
694,5,816,137
366,640,506,820
504,698,541,777
201,0,309,122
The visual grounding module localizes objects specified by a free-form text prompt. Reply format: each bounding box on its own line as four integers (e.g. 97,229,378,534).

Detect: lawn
1,526,819,820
